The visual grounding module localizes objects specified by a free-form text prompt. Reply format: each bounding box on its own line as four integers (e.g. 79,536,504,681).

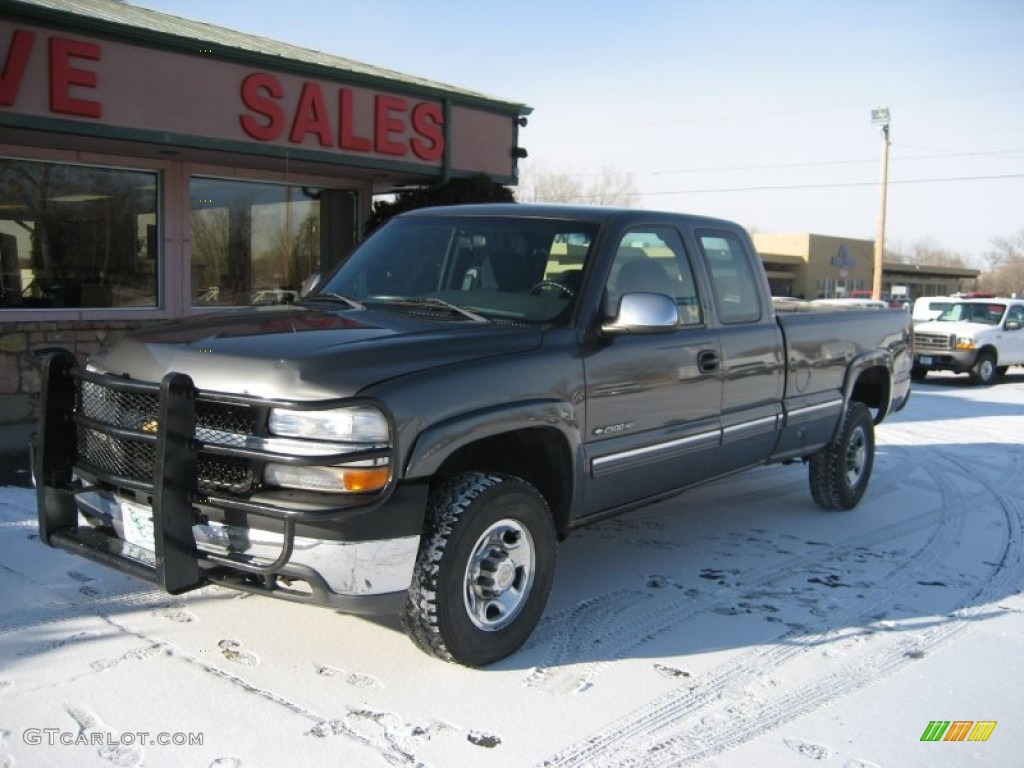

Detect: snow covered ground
2,372,1023,767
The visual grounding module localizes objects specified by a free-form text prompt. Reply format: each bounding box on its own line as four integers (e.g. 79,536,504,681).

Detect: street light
871,107,891,301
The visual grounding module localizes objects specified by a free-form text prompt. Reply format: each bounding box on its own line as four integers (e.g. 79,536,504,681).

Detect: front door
580,226,723,517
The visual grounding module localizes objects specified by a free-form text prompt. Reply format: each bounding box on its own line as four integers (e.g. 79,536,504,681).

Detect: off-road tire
401,472,556,667
809,401,875,511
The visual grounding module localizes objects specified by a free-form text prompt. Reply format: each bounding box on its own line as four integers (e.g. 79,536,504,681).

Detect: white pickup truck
912,298,1024,384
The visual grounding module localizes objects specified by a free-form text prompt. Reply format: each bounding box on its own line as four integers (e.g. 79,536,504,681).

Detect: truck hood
913,319,991,336
88,304,544,399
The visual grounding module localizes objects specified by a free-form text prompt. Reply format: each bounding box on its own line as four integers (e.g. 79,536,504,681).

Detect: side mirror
1006,320,1021,331
601,292,678,336
300,272,321,297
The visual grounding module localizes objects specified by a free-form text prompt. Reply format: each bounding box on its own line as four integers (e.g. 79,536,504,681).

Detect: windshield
313,215,599,323
936,302,1005,325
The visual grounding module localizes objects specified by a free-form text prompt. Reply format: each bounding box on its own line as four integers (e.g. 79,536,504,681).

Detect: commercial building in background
753,232,980,301
0,0,530,420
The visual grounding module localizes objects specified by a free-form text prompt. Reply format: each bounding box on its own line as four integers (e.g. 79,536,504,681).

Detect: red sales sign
1,26,445,162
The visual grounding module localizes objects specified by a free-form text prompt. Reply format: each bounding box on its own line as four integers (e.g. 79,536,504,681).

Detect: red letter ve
0,29,36,106
49,36,102,118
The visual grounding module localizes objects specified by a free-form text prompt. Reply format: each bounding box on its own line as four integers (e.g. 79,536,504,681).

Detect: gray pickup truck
33,204,912,666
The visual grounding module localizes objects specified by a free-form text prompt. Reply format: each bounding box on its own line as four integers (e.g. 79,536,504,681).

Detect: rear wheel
402,472,556,667
809,401,875,510
969,351,996,386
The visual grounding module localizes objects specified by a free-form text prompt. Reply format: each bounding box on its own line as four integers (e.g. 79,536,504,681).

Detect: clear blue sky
137,0,1024,261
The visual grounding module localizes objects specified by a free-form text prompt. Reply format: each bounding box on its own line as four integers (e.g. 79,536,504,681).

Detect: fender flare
403,398,582,480
840,349,894,429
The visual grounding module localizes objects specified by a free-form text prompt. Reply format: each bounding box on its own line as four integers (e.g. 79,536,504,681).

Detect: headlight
955,337,976,350
268,405,389,443
264,460,390,493
265,405,391,493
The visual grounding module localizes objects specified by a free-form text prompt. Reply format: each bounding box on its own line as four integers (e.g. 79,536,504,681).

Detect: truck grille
77,378,256,493
914,332,954,352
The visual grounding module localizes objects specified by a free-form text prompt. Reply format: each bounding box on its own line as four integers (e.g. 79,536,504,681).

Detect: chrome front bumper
76,489,418,597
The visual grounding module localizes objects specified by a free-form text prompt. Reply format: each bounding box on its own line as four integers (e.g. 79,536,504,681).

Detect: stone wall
0,320,147,423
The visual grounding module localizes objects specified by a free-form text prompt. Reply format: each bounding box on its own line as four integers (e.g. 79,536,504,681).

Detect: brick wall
0,320,148,422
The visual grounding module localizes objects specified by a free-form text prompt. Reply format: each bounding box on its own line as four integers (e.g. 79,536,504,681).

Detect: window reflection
190,178,326,307
0,158,158,309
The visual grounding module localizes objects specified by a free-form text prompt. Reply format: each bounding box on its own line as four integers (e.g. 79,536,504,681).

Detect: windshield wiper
374,297,489,323
305,293,365,310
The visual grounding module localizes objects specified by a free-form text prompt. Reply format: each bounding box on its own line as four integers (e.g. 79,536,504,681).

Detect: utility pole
871,108,891,301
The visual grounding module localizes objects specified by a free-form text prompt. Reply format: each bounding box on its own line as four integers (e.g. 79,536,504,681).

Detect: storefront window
0,158,158,309
190,178,325,306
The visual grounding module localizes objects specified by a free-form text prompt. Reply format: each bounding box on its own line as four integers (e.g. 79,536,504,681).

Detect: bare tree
886,238,972,269
978,230,1024,297
516,163,638,207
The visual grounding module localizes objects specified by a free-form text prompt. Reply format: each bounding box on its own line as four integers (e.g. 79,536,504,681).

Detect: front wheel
809,401,875,510
402,472,557,667
969,351,996,386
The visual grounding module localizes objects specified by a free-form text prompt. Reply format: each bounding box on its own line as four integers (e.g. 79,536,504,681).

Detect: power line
529,148,1024,178
621,173,1024,198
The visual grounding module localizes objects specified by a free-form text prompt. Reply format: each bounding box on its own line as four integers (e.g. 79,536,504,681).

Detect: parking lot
1,371,1022,767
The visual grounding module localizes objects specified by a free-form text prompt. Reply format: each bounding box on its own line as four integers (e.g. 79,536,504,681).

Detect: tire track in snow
637,467,1024,768
541,445,1023,766
526,444,952,697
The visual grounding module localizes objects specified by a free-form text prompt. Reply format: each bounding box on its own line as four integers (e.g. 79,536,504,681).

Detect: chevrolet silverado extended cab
33,204,912,666
911,297,1024,384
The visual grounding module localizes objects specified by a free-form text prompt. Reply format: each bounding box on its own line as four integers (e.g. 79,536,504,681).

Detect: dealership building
0,0,530,419
753,232,980,301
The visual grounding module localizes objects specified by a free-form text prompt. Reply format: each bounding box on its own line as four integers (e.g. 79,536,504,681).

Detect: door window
605,227,702,325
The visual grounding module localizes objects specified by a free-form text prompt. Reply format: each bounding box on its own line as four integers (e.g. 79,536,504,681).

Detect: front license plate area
919,356,933,365
121,500,155,551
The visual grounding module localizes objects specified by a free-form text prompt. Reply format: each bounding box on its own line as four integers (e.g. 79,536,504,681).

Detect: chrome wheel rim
979,359,994,382
845,425,868,488
463,519,536,631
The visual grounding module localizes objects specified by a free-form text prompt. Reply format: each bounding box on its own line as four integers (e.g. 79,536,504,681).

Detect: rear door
580,225,723,516
693,229,785,472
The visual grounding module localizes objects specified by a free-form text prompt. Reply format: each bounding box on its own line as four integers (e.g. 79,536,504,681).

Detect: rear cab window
698,230,764,324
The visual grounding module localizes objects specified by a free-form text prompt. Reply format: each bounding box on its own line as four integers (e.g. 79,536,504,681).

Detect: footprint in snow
783,737,834,760
315,664,383,689
467,730,502,748
218,639,259,666
155,602,197,623
653,663,691,680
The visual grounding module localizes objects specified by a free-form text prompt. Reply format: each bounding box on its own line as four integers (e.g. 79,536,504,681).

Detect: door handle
698,350,720,373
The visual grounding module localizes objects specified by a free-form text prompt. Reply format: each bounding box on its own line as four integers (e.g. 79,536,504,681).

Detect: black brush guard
32,349,395,595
